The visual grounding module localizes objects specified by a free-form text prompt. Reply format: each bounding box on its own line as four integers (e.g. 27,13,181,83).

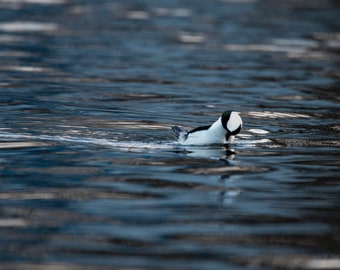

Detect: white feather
183,117,226,145
227,111,243,133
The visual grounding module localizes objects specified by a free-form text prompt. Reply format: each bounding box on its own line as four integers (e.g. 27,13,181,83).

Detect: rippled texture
0,0,339,269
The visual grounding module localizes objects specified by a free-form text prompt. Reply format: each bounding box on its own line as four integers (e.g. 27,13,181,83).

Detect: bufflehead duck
171,111,242,145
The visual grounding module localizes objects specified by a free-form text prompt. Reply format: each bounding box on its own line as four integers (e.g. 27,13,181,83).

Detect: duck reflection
178,144,242,205
216,174,242,206
183,144,236,161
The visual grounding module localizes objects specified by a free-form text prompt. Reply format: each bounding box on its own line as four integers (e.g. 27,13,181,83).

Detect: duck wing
187,125,211,134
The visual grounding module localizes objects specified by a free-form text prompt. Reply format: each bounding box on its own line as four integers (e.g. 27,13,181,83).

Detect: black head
221,111,242,135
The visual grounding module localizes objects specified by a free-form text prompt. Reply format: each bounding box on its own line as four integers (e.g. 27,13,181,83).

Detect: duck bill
228,135,235,144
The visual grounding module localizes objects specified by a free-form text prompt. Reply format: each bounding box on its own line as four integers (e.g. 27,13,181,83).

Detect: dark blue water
0,0,339,269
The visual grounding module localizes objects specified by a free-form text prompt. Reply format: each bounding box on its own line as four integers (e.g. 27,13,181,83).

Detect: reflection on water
247,111,311,119
0,21,58,32
0,0,340,269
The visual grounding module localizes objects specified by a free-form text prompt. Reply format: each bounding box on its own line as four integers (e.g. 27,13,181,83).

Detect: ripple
0,131,175,151
178,32,206,44
232,255,340,270
0,34,25,42
0,65,55,73
223,44,306,54
179,164,270,175
0,21,58,32
0,141,50,149
0,218,27,227
223,35,339,60
126,11,150,20
247,111,311,119
0,188,160,201
248,129,269,135
279,138,340,148
152,7,192,17
1,0,64,4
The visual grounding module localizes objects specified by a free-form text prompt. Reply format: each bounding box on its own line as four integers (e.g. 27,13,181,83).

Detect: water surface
0,0,339,269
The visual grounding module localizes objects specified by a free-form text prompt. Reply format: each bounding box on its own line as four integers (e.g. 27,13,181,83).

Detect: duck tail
171,126,187,142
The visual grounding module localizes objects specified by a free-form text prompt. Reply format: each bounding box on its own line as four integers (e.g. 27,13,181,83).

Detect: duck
171,110,242,145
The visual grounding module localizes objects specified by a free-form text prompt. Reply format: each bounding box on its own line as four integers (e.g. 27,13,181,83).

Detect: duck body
171,111,242,145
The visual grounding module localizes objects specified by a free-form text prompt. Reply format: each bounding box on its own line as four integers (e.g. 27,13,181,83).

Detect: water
0,0,339,269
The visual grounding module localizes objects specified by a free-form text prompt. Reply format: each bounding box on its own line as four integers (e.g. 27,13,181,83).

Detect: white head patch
227,111,242,132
